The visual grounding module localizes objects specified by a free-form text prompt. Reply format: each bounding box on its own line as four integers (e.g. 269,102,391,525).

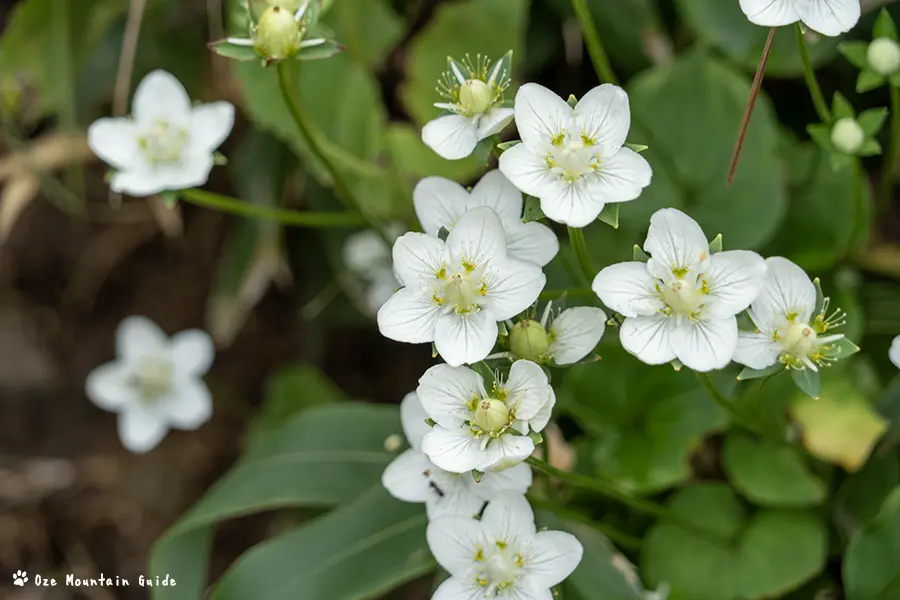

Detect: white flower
890,335,900,369
85,316,214,453
377,207,545,367
427,492,583,599
343,225,403,313
88,70,234,197
592,208,767,372
738,0,860,37
868,37,900,76
382,393,533,519
414,170,559,267
508,303,607,365
416,360,553,473
422,53,515,160
734,257,848,372
498,83,652,227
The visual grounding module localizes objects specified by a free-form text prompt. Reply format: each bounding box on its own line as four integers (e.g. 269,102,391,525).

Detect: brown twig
727,27,777,186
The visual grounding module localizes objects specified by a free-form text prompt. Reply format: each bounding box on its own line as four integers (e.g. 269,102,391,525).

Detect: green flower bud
473,398,510,433
458,79,494,115
831,117,865,154
509,320,550,362
249,0,305,22
868,37,900,76
254,5,302,60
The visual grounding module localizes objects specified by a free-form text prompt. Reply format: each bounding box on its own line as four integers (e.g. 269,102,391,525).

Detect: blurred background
2,0,900,599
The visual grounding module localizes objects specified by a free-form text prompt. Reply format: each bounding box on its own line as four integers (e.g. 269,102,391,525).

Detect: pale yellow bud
868,38,900,76
831,118,865,154
509,320,550,362
254,5,301,60
473,398,510,433
459,79,494,115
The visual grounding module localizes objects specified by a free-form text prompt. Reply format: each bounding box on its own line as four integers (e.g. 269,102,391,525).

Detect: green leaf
858,69,887,93
523,196,546,223
632,244,650,262
792,368,821,399
859,138,883,156
737,362,787,381
641,483,828,600
844,487,900,600
209,487,433,600
597,204,619,229
859,108,889,135
835,452,900,540
723,432,827,507
807,123,834,150
294,39,345,61
840,41,872,69
874,8,898,40
209,39,259,61
386,124,484,182
248,365,344,440
831,151,854,172
833,92,856,120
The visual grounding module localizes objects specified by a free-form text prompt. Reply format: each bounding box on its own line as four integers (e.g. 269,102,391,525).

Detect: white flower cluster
739,0,860,37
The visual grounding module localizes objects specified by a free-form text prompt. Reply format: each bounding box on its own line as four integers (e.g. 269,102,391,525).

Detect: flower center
138,119,189,166
131,355,174,402
545,136,599,184
458,79,495,116
779,322,818,359
661,277,706,317
475,546,523,595
473,398,510,434
435,266,486,314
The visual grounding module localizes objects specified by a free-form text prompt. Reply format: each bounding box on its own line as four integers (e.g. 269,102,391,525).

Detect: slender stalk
567,227,596,285
880,84,900,211
528,497,642,550
571,0,618,84
697,372,767,437
274,61,389,242
796,24,831,123
180,188,365,228
728,28,776,185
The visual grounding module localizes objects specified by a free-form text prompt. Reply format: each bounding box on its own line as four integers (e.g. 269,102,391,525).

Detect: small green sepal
208,39,259,61
472,469,484,483
624,142,649,153
791,368,821,399
821,337,860,360
737,363,786,381
832,92,855,120
159,190,179,208
527,431,544,445
597,204,619,229
438,226,451,241
874,7,899,40
708,233,723,254
632,244,650,262
523,196,545,222
566,94,578,108
496,140,521,152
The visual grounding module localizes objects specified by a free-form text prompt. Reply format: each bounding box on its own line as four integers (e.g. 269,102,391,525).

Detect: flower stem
526,457,666,518
795,24,831,123
696,372,768,438
274,61,390,243
567,227,596,285
180,188,366,228
571,0,618,85
880,84,900,211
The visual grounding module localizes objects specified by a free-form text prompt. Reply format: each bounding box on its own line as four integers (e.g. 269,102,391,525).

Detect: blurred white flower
831,117,865,154
422,53,515,160
414,170,559,267
499,83,651,227
593,208,767,372
381,392,532,519
868,37,900,76
85,316,214,453
734,257,849,372
738,0,860,37
343,225,403,314
507,303,607,366
890,335,900,369
377,207,545,367
427,492,583,599
416,360,553,473
88,70,234,197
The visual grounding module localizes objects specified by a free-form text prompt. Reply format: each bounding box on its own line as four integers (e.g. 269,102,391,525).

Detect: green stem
571,0,618,85
795,24,831,123
275,61,389,243
180,188,365,228
696,372,766,437
528,497,641,550
567,227,596,285
880,84,900,211
525,457,666,518
54,0,85,212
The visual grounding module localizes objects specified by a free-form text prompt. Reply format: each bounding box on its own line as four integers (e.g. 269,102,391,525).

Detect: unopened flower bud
459,79,494,115
831,117,865,154
473,398,510,433
254,5,301,60
249,0,305,22
509,320,550,362
868,38,900,76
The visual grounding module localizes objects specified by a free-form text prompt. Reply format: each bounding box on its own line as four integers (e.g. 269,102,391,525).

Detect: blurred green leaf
792,368,822,399
386,123,485,184
641,483,828,600
249,365,345,440
844,486,900,600
209,487,433,600
835,452,900,540
874,8,899,40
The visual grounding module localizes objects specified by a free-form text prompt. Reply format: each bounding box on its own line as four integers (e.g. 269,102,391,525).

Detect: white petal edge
132,70,192,124
445,206,508,270
505,360,552,422
799,0,860,36
574,83,630,155
619,314,677,365
749,256,817,332
163,377,212,429
669,316,738,372
513,83,573,149
400,391,432,449
434,310,500,367
505,222,559,267
190,102,235,153
422,114,479,160
381,448,434,503
481,491,537,540
739,0,801,27
170,329,215,376
413,177,469,237
592,262,663,318
734,331,782,370
526,530,585,588
548,307,607,365
426,517,486,574
417,363,484,427
470,169,525,227
117,315,168,363
117,406,170,453
644,208,710,281
482,256,547,322
377,287,442,344
87,118,141,171
421,425,486,473
85,361,139,411
704,250,767,318
391,232,446,287
498,143,557,198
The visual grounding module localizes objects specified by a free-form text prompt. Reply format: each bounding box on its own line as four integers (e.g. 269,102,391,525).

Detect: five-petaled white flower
414,170,559,267
733,257,848,372
85,316,214,453
422,53,515,160
891,335,900,369
592,208,767,372
88,70,234,197
343,225,403,314
377,207,546,367
382,392,533,519
739,0,860,37
427,492,583,600
499,83,652,228
416,360,554,473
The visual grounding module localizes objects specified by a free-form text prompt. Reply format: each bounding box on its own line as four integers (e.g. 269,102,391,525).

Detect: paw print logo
12,570,27,586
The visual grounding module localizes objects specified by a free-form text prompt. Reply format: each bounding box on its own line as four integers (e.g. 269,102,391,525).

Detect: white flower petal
548,307,607,365
381,448,434,503
592,262,663,318
109,168,168,197
481,491,537,540
430,577,486,600
85,361,139,411
422,114,479,160
427,483,487,520
470,462,533,499
800,0,860,36
132,70,192,124
421,425,485,473
476,107,515,139
704,250,767,318
574,83,630,155
483,257,546,321
513,83,573,149
505,222,559,267
529,386,556,433
170,329,214,376
479,434,536,472
739,0,801,27
190,102,235,152
163,377,212,429
505,360,551,422
377,287,442,344
446,206,508,268
434,310,499,367
427,517,486,574
343,229,391,275
504,585,554,600
87,118,140,171
734,331,782,370
117,316,167,363
526,530,584,588
118,406,169,453
644,208,711,281
750,256,817,332
417,364,484,427
891,335,900,370
392,232,446,286
619,314,676,365
669,316,738,372
498,143,557,198
413,177,469,237
365,275,399,314
594,147,653,203
470,169,525,227
538,179,604,228
400,392,432,449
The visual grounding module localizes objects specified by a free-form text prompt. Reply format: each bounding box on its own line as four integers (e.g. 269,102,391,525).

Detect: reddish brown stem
728,27,777,186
